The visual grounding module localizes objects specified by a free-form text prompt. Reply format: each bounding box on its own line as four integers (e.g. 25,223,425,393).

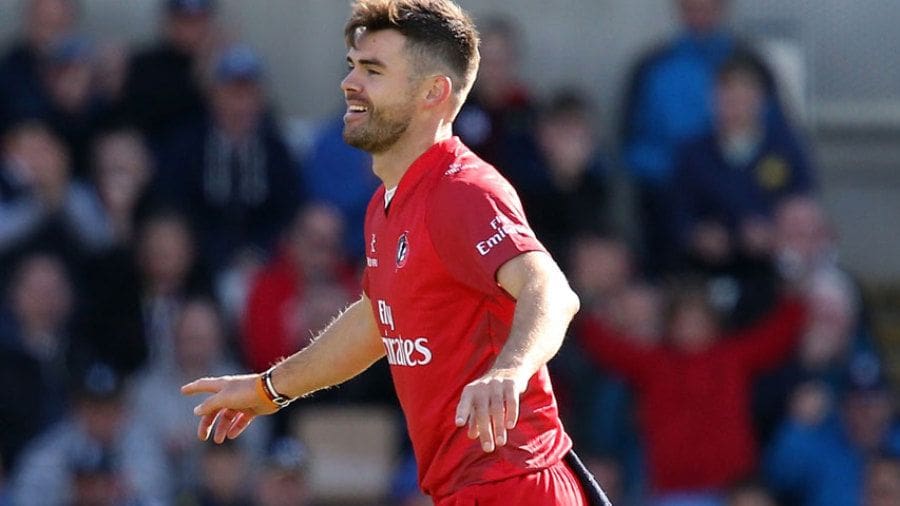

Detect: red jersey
362,137,571,498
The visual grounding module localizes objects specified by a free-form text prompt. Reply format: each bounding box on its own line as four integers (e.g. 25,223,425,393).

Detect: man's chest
365,201,442,302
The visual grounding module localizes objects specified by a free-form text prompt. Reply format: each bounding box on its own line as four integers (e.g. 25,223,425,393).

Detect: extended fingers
197,412,218,441
213,409,239,444
490,383,507,447
226,412,255,440
456,378,523,452
181,377,226,396
474,392,494,452
503,380,520,430
455,390,472,428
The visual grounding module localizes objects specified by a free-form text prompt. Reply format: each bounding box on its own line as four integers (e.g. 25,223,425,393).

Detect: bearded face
343,82,417,154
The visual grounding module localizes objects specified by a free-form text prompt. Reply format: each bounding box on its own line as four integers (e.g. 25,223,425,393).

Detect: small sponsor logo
382,337,433,367
396,232,410,268
377,299,395,331
366,257,378,267
475,215,532,256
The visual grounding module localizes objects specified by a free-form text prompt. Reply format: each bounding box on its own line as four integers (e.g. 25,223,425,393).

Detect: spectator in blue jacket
154,44,304,276
620,0,784,273
672,53,814,269
764,353,900,506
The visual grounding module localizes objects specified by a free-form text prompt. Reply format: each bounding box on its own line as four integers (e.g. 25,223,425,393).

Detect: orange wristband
256,374,280,410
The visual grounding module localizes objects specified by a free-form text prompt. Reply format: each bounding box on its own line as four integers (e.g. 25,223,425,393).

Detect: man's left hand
454,369,527,452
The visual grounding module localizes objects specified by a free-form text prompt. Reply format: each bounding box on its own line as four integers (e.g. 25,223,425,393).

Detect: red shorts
434,460,588,506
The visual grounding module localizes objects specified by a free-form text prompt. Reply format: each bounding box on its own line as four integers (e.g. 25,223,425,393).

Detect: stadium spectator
579,280,806,504
8,362,168,505
517,90,616,263
301,114,379,261
241,203,356,373
620,0,783,273
0,0,79,132
454,16,538,178
0,254,74,470
568,234,636,315
672,53,814,269
562,236,653,504
77,210,211,375
773,194,836,282
772,195,878,347
36,36,113,177
155,43,304,278
252,437,311,506
120,0,219,142
131,297,267,501
90,128,155,246
753,269,873,442
0,122,112,286
765,353,900,506
864,455,900,506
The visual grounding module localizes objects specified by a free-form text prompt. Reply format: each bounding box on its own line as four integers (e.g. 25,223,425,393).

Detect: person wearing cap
120,0,219,142
39,35,113,177
8,362,169,506
154,43,304,285
0,0,80,132
764,353,900,506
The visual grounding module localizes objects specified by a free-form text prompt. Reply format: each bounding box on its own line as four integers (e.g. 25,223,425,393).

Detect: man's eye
367,69,381,76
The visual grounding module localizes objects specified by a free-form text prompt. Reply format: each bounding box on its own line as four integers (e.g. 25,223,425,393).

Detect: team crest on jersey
396,232,410,268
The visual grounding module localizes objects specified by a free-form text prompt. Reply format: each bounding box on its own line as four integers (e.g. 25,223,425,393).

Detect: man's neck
371,120,453,189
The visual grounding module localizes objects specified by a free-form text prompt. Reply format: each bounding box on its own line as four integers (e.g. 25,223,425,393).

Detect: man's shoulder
434,148,510,195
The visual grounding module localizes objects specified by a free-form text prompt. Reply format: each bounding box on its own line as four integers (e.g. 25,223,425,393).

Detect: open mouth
344,102,369,124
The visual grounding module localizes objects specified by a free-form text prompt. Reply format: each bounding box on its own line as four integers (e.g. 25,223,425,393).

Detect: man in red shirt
182,1,607,504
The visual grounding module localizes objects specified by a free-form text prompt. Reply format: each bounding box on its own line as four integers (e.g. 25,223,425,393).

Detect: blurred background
0,0,898,505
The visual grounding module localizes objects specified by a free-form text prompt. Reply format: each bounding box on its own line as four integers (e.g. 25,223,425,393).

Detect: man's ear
423,75,453,108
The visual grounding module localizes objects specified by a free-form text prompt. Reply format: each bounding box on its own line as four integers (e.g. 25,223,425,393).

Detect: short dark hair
344,0,480,95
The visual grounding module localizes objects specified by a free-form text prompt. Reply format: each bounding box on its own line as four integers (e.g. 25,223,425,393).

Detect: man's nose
341,70,361,95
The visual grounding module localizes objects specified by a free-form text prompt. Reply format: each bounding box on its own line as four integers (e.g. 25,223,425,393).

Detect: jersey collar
389,136,464,209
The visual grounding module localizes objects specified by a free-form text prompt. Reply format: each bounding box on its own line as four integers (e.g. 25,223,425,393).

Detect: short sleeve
427,174,546,295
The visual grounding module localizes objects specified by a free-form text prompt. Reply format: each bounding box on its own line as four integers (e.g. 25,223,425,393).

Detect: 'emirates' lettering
382,337,433,367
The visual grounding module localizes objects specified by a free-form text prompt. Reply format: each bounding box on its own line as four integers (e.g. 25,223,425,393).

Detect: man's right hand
181,374,280,443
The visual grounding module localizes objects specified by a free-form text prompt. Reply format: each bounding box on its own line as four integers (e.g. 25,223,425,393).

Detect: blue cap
214,44,264,83
166,0,215,15
48,36,93,66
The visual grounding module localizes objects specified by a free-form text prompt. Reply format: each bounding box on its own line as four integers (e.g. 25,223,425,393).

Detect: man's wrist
487,363,531,390
259,366,294,408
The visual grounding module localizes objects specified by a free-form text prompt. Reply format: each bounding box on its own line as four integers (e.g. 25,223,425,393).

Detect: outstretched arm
181,294,384,443
454,251,580,452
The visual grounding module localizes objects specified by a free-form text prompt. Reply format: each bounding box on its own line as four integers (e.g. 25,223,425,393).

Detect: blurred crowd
0,0,896,505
